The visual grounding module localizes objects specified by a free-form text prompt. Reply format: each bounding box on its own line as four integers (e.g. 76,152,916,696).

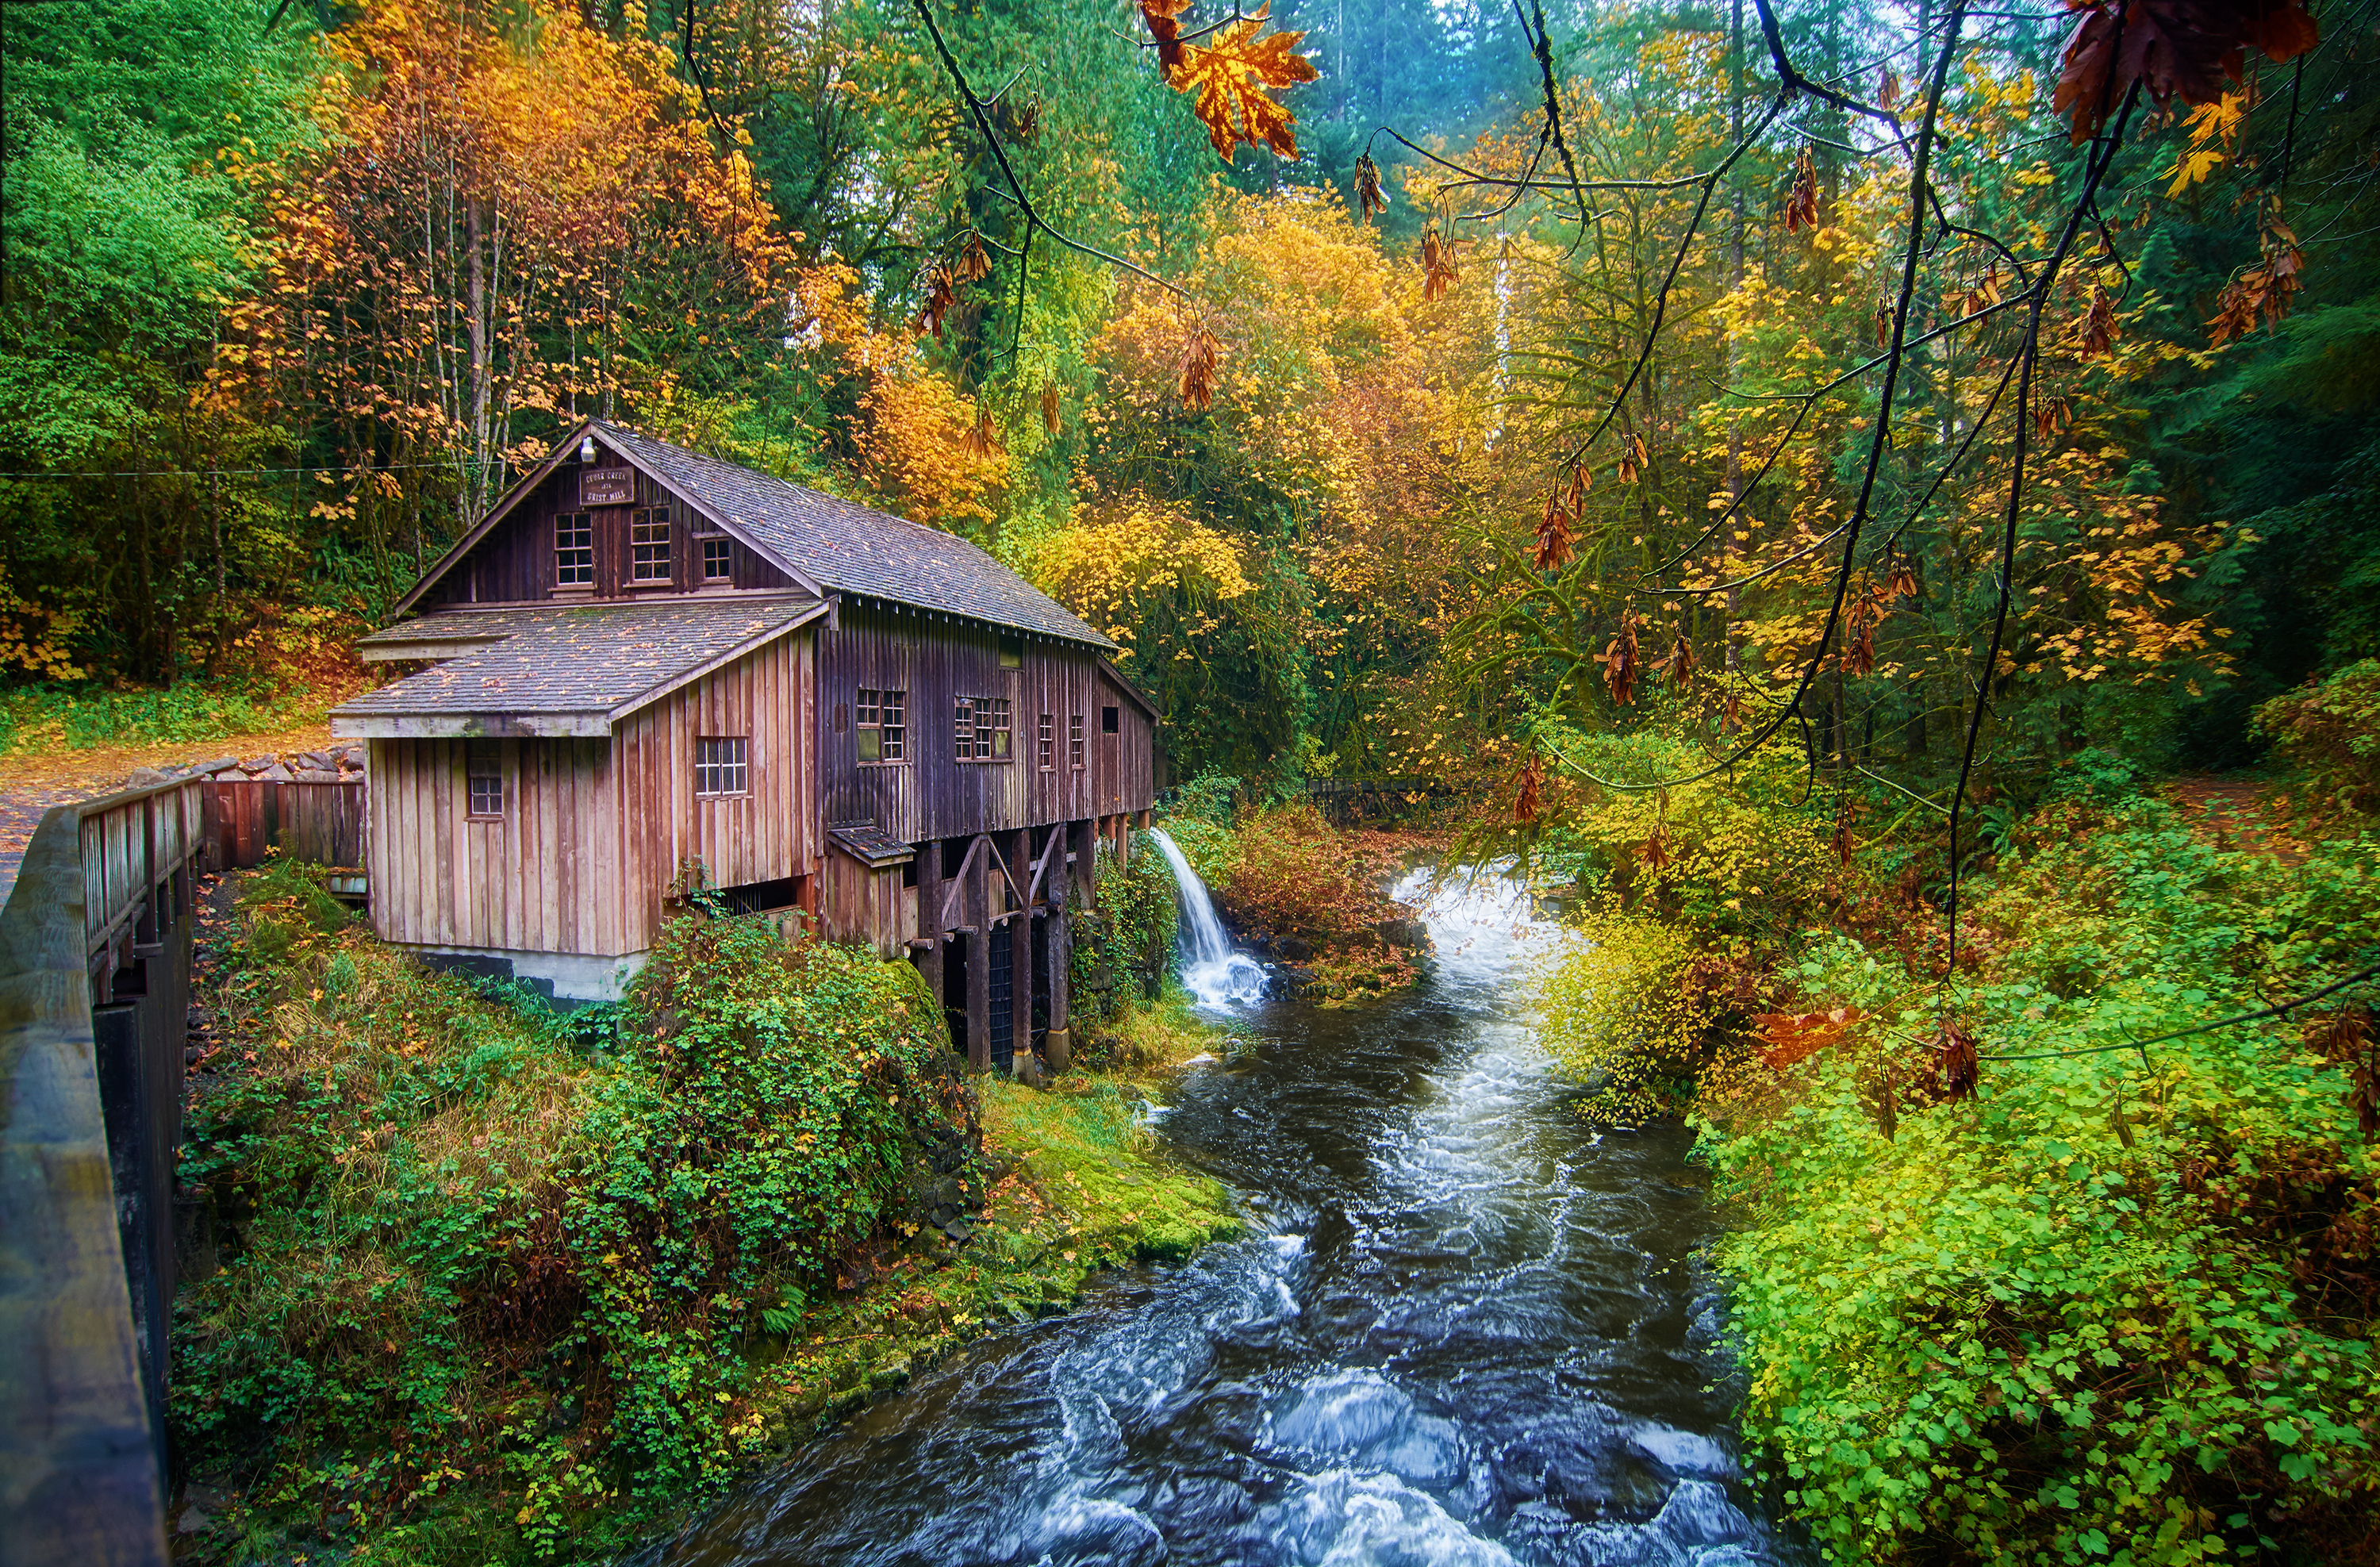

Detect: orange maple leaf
1167,6,1319,162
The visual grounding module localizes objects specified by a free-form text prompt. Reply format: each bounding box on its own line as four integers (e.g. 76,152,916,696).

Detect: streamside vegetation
169,851,1238,1565
1526,682,2380,1563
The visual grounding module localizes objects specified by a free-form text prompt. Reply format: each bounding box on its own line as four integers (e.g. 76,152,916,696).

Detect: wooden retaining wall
203,778,367,871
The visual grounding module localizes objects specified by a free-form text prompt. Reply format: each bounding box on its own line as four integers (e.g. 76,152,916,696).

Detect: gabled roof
331,597,825,739
395,418,1114,651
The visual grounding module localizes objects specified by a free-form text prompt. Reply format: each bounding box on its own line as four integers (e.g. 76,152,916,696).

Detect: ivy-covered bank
167,855,1238,1567
1524,693,2380,1565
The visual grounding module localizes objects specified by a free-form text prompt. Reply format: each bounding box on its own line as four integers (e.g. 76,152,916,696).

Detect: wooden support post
1070,818,1096,911
1046,889,1073,1073
916,836,945,1046
1009,828,1033,1076
965,835,990,1073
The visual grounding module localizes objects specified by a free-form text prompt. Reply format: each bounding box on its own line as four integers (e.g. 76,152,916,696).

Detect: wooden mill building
330,419,1156,1070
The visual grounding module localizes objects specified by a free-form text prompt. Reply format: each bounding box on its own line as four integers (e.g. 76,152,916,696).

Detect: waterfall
1148,828,1268,1008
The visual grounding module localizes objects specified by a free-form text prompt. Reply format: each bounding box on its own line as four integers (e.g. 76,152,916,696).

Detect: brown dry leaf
2033,395,2075,440
1640,822,1674,874
1618,432,1649,485
2209,204,2305,344
1041,382,1062,436
958,411,1003,459
1513,753,1545,824
913,264,958,339
955,235,993,284
1664,630,1696,686
2079,282,2118,355
1138,0,1192,71
1167,5,1319,162
1595,610,1641,705
1177,325,1220,412
1873,297,1892,348
1353,152,1387,222
1534,488,1575,572
1933,1018,1981,1102
1877,67,1901,111
1784,146,1819,232
2054,0,2318,144
1421,223,1458,301
1832,804,1857,869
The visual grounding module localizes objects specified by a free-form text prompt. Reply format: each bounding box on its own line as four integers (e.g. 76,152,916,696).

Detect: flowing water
1149,828,1269,1008
654,869,1786,1567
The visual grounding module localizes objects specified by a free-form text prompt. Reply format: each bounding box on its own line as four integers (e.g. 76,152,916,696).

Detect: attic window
555,513,594,587
702,536,732,581
999,636,1023,669
1102,706,1119,734
631,508,673,583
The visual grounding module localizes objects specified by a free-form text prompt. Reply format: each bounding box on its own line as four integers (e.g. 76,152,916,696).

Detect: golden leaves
1420,222,1457,301
1177,325,1219,411
1157,3,1319,163
1353,152,1387,223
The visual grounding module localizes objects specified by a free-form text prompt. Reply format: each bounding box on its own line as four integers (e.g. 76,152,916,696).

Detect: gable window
631,507,673,583
701,535,732,582
555,513,594,586
954,696,1011,762
1038,712,1054,771
857,687,905,763
466,740,504,818
1000,636,1023,669
1069,713,1084,770
695,735,749,796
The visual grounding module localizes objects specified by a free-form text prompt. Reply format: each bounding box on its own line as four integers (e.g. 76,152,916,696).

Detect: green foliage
1699,801,2380,1564
0,674,341,753
172,881,972,1561
1073,833,1180,1017
1536,911,1712,1123
2255,659,2380,820
1166,768,1244,829
977,1073,1241,1263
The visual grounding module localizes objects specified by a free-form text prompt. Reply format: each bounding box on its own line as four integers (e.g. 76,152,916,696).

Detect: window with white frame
1069,712,1084,770
695,735,749,796
1038,712,1054,770
954,696,1012,762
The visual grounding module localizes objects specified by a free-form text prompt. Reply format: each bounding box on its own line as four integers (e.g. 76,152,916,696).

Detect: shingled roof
332,597,825,738
584,422,1112,650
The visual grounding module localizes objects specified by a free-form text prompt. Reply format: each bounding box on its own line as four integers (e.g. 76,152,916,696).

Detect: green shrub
173,890,973,1562
2255,659,2380,820
1700,800,2380,1565
1073,833,1179,1016
0,674,341,752
1536,911,1713,1123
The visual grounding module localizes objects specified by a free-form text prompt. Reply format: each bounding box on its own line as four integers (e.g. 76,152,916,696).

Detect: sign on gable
580,467,636,506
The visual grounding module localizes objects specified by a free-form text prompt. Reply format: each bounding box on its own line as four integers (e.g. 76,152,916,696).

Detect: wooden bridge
0,770,365,1563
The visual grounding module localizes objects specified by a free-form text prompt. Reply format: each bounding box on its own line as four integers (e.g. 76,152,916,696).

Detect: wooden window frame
630,506,674,585
856,687,906,764
1069,712,1084,770
701,535,733,582
954,695,1012,762
1037,712,1054,771
466,740,504,819
694,735,750,797
555,512,595,588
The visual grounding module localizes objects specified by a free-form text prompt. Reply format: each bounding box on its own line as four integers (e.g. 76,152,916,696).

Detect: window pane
631,509,672,582
881,689,904,761
466,740,502,816
954,697,974,760
857,727,880,763
702,536,731,580
1070,713,1084,769
1038,713,1054,770
555,513,594,586
856,688,878,727
696,736,749,795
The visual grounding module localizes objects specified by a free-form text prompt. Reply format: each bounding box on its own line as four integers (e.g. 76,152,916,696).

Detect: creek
656,870,1787,1566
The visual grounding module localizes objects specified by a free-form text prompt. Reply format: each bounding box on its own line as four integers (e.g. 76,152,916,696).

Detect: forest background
2,0,2374,794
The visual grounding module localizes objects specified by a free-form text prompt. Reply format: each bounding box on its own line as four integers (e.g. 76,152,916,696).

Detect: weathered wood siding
204,780,367,870
821,850,916,958
422,459,793,607
611,628,816,945
366,629,816,955
817,603,1154,841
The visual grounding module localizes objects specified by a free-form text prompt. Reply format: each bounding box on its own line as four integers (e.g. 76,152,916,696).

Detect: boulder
255,764,293,783
298,750,336,772
290,769,342,785
125,766,175,789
